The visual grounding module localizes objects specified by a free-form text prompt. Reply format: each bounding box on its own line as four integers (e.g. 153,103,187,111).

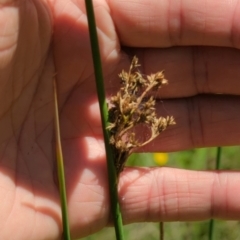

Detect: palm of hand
0,0,119,239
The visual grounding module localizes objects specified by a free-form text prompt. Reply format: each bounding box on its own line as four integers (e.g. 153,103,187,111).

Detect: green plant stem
208,147,222,240
53,79,71,240
84,1,125,240
159,222,164,240
215,147,222,170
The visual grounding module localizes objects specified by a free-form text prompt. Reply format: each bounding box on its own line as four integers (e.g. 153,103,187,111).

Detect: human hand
1,0,240,239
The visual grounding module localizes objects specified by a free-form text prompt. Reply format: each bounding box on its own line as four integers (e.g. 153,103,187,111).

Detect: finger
129,47,240,97
108,0,240,48
140,95,240,152
119,167,240,223
63,88,240,151
105,47,240,98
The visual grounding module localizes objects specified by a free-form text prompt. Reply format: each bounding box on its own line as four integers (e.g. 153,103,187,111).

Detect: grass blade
208,147,222,240
53,79,71,240
159,222,164,240
84,0,125,239
215,147,222,170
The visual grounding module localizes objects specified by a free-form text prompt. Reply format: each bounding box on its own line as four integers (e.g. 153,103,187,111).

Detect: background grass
80,146,240,240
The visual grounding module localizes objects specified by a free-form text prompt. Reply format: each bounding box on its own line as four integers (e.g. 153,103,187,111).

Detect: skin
1,0,240,239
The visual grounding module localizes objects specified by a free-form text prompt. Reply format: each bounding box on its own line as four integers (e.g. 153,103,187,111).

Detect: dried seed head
107,56,176,175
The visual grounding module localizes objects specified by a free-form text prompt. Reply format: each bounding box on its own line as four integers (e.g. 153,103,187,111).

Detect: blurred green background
81,147,240,240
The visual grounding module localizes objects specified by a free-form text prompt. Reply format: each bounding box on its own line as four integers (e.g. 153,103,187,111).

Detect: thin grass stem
159,222,164,240
53,79,71,240
84,1,125,239
215,147,222,170
208,147,222,240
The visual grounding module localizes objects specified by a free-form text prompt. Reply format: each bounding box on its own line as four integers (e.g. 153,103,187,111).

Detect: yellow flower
153,153,168,166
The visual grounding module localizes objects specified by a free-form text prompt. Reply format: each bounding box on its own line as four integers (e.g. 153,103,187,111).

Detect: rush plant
107,56,175,175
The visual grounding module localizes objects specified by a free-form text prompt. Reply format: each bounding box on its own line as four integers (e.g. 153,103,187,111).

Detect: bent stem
85,0,125,240
208,147,222,240
53,79,71,240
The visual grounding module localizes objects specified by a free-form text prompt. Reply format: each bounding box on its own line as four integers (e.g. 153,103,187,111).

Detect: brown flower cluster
107,56,176,175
